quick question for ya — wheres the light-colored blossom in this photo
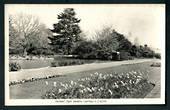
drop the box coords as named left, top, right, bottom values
left=71, top=80, right=74, bottom=85
left=45, top=81, right=48, bottom=85
left=58, top=89, right=62, bottom=93
left=53, top=82, right=56, bottom=87
left=108, top=89, right=113, bottom=95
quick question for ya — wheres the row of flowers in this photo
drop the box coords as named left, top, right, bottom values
left=42, top=70, right=154, bottom=99
left=9, top=74, right=65, bottom=86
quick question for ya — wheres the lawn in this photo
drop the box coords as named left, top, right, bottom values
left=10, top=59, right=53, bottom=69
left=9, top=60, right=160, bottom=99
left=9, top=57, right=107, bottom=69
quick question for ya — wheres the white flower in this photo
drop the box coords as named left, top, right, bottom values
left=103, top=75, right=107, bottom=79
left=79, top=84, right=83, bottom=87
left=91, top=87, right=95, bottom=91
left=71, top=80, right=74, bottom=85
left=85, top=77, right=89, bottom=80
left=109, top=74, right=113, bottom=77
left=58, top=89, right=62, bottom=93
left=115, top=84, right=119, bottom=88
left=133, top=71, right=137, bottom=74
left=87, top=87, right=92, bottom=92
left=119, top=75, right=122, bottom=78
left=121, top=81, right=125, bottom=86
left=45, top=81, right=48, bottom=85
left=108, top=89, right=113, bottom=95
left=79, top=90, right=84, bottom=93
left=94, top=72, right=99, bottom=75
left=112, top=85, right=116, bottom=88
left=65, top=84, right=68, bottom=87
left=99, top=74, right=103, bottom=79
left=100, top=87, right=104, bottom=90
left=53, top=82, right=56, bottom=87
left=135, top=79, right=141, bottom=84
left=83, top=88, right=87, bottom=92
left=137, top=76, right=142, bottom=78
left=129, top=80, right=132, bottom=84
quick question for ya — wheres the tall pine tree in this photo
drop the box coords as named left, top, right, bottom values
left=48, top=8, right=81, bottom=54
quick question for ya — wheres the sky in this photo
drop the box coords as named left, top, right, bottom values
left=5, top=4, right=165, bottom=49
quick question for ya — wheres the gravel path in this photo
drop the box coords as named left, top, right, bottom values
left=9, top=59, right=154, bottom=82
left=145, top=66, right=161, bottom=98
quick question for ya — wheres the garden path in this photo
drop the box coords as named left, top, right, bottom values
left=145, top=66, right=162, bottom=98
left=9, top=59, right=155, bottom=82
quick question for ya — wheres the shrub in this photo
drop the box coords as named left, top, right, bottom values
left=119, top=51, right=130, bottom=60
left=51, top=61, right=58, bottom=67
left=51, top=60, right=87, bottom=67
left=154, top=53, right=161, bottom=59
left=9, top=62, right=21, bottom=71
left=128, top=56, right=134, bottom=60
left=150, top=62, right=161, bottom=67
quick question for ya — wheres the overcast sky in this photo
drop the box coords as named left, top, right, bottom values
left=5, top=4, right=165, bottom=49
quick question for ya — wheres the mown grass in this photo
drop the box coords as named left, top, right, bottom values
left=10, top=56, right=107, bottom=69
left=51, top=55, right=108, bottom=67
left=51, top=59, right=95, bottom=67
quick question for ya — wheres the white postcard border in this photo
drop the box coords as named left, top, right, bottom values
left=4, top=4, right=166, bottom=105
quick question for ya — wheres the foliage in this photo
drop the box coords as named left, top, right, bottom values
left=95, top=28, right=119, bottom=60
left=9, top=62, right=21, bottom=71
left=28, top=48, right=54, bottom=55
left=130, top=45, right=138, bottom=57
left=119, top=51, right=131, bottom=60
left=130, top=45, right=157, bottom=58
left=72, top=40, right=99, bottom=59
left=154, top=53, right=161, bottom=59
left=51, top=59, right=94, bottom=67
left=48, top=8, right=82, bottom=55
left=96, top=28, right=119, bottom=51
left=9, top=11, right=159, bottom=60
left=72, top=27, right=132, bottom=60
left=9, top=17, right=23, bottom=54
left=116, top=34, right=132, bottom=52
left=150, top=62, right=161, bottom=67
left=9, top=13, right=52, bottom=56
left=42, top=71, right=154, bottom=99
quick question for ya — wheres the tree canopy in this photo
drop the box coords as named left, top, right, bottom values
left=9, top=13, right=53, bottom=56
left=48, top=8, right=82, bottom=55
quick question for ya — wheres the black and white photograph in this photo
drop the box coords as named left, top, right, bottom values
left=5, top=4, right=165, bottom=105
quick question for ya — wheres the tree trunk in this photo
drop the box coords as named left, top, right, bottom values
left=67, top=46, right=70, bottom=55
left=23, top=48, right=27, bottom=57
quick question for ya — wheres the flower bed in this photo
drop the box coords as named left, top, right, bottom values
left=9, top=74, right=66, bottom=86
left=42, top=71, right=154, bottom=99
